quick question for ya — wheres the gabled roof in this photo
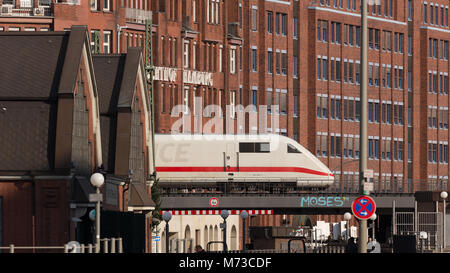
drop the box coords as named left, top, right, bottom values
left=0, top=32, right=68, bottom=99
left=0, top=26, right=92, bottom=100
left=93, top=48, right=147, bottom=174
left=0, top=26, right=94, bottom=172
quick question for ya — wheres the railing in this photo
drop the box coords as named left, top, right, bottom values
left=0, top=0, right=54, bottom=16
left=125, top=8, right=152, bottom=24
left=0, top=238, right=123, bottom=253
left=160, top=178, right=449, bottom=196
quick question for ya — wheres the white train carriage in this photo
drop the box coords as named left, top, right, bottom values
left=154, top=134, right=334, bottom=188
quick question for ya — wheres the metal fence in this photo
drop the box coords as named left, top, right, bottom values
left=396, top=212, right=442, bottom=252
left=0, top=238, right=123, bottom=253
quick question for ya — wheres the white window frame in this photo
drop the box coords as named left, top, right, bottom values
left=183, top=87, right=190, bottom=114
left=103, top=0, right=110, bottom=11
left=230, top=90, right=236, bottom=119
left=183, top=40, right=190, bottom=68
left=230, top=46, right=236, bottom=74
left=103, top=30, right=111, bottom=53
left=90, top=0, right=97, bottom=10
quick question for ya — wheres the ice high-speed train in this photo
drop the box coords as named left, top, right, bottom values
left=154, top=134, right=334, bottom=188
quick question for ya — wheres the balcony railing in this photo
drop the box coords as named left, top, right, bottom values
left=0, top=0, right=53, bottom=17
left=125, top=8, right=152, bottom=24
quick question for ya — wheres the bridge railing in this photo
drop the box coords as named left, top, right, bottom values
left=160, top=179, right=449, bottom=196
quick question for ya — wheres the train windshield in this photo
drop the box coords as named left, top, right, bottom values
left=287, top=144, right=301, bottom=154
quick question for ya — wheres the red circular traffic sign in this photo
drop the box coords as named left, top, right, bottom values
left=209, top=197, right=219, bottom=207
left=351, top=196, right=376, bottom=220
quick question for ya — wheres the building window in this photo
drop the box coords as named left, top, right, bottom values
left=316, top=134, right=328, bottom=157
left=317, top=20, right=328, bottom=42
left=183, top=87, right=189, bottom=114
left=103, top=0, right=110, bottom=11
left=293, top=95, right=298, bottom=117
left=230, top=91, right=236, bottom=119
left=268, top=50, right=273, bottom=74
left=183, top=41, right=189, bottom=68
left=267, top=90, right=272, bottom=114
left=91, top=30, right=101, bottom=54
left=408, top=0, right=412, bottom=21
left=293, top=17, right=298, bottom=39
left=276, top=52, right=280, bottom=75
left=251, top=48, right=257, bottom=72
left=90, top=0, right=97, bottom=10
left=276, top=13, right=280, bottom=34
left=322, top=58, right=327, bottom=80
left=281, top=91, right=287, bottom=115
left=281, top=52, right=287, bottom=76
left=281, top=14, right=287, bottom=35
left=251, top=7, right=257, bottom=31
left=317, top=96, right=328, bottom=119
left=293, top=55, right=298, bottom=78
left=103, top=31, right=111, bottom=53
left=252, top=89, right=258, bottom=109
left=267, top=11, right=273, bottom=33
left=230, top=46, right=236, bottom=74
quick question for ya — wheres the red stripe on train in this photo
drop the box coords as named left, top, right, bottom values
left=155, top=166, right=334, bottom=177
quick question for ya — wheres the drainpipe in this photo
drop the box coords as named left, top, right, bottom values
left=117, top=25, right=128, bottom=54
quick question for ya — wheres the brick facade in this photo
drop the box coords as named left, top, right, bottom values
left=1, top=0, right=450, bottom=242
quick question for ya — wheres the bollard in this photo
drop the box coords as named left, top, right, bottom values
left=9, top=244, right=14, bottom=253
left=118, top=238, right=123, bottom=253
left=111, top=238, right=116, bottom=253
left=88, top=244, right=93, bottom=253
left=81, top=244, right=85, bottom=253
left=103, top=239, right=109, bottom=254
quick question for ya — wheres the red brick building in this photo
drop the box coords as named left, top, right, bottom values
left=1, top=0, right=449, bottom=246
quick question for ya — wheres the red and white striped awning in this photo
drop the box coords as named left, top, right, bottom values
left=160, top=210, right=273, bottom=216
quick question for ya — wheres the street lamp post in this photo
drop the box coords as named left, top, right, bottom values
left=370, top=213, right=377, bottom=241
left=162, top=211, right=172, bottom=253
left=344, top=212, right=352, bottom=241
left=240, top=211, right=249, bottom=253
left=441, top=191, right=448, bottom=250
left=221, top=210, right=229, bottom=252
left=90, top=172, right=105, bottom=253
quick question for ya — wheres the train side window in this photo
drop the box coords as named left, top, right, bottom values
left=239, top=142, right=270, bottom=153
left=256, top=143, right=270, bottom=153
left=239, top=143, right=254, bottom=153
left=287, top=143, right=302, bottom=154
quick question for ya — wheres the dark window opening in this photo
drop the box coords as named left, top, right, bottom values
left=287, top=144, right=302, bottom=154
left=239, top=142, right=270, bottom=153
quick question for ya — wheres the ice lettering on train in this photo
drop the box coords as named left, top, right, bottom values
left=159, top=143, right=191, bottom=162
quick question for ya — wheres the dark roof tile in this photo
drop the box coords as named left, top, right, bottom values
left=0, top=33, right=69, bottom=99
left=0, top=101, right=56, bottom=171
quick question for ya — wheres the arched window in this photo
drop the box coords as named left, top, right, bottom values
left=184, top=225, right=192, bottom=253
left=230, top=225, right=237, bottom=250
left=203, top=225, right=208, bottom=250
